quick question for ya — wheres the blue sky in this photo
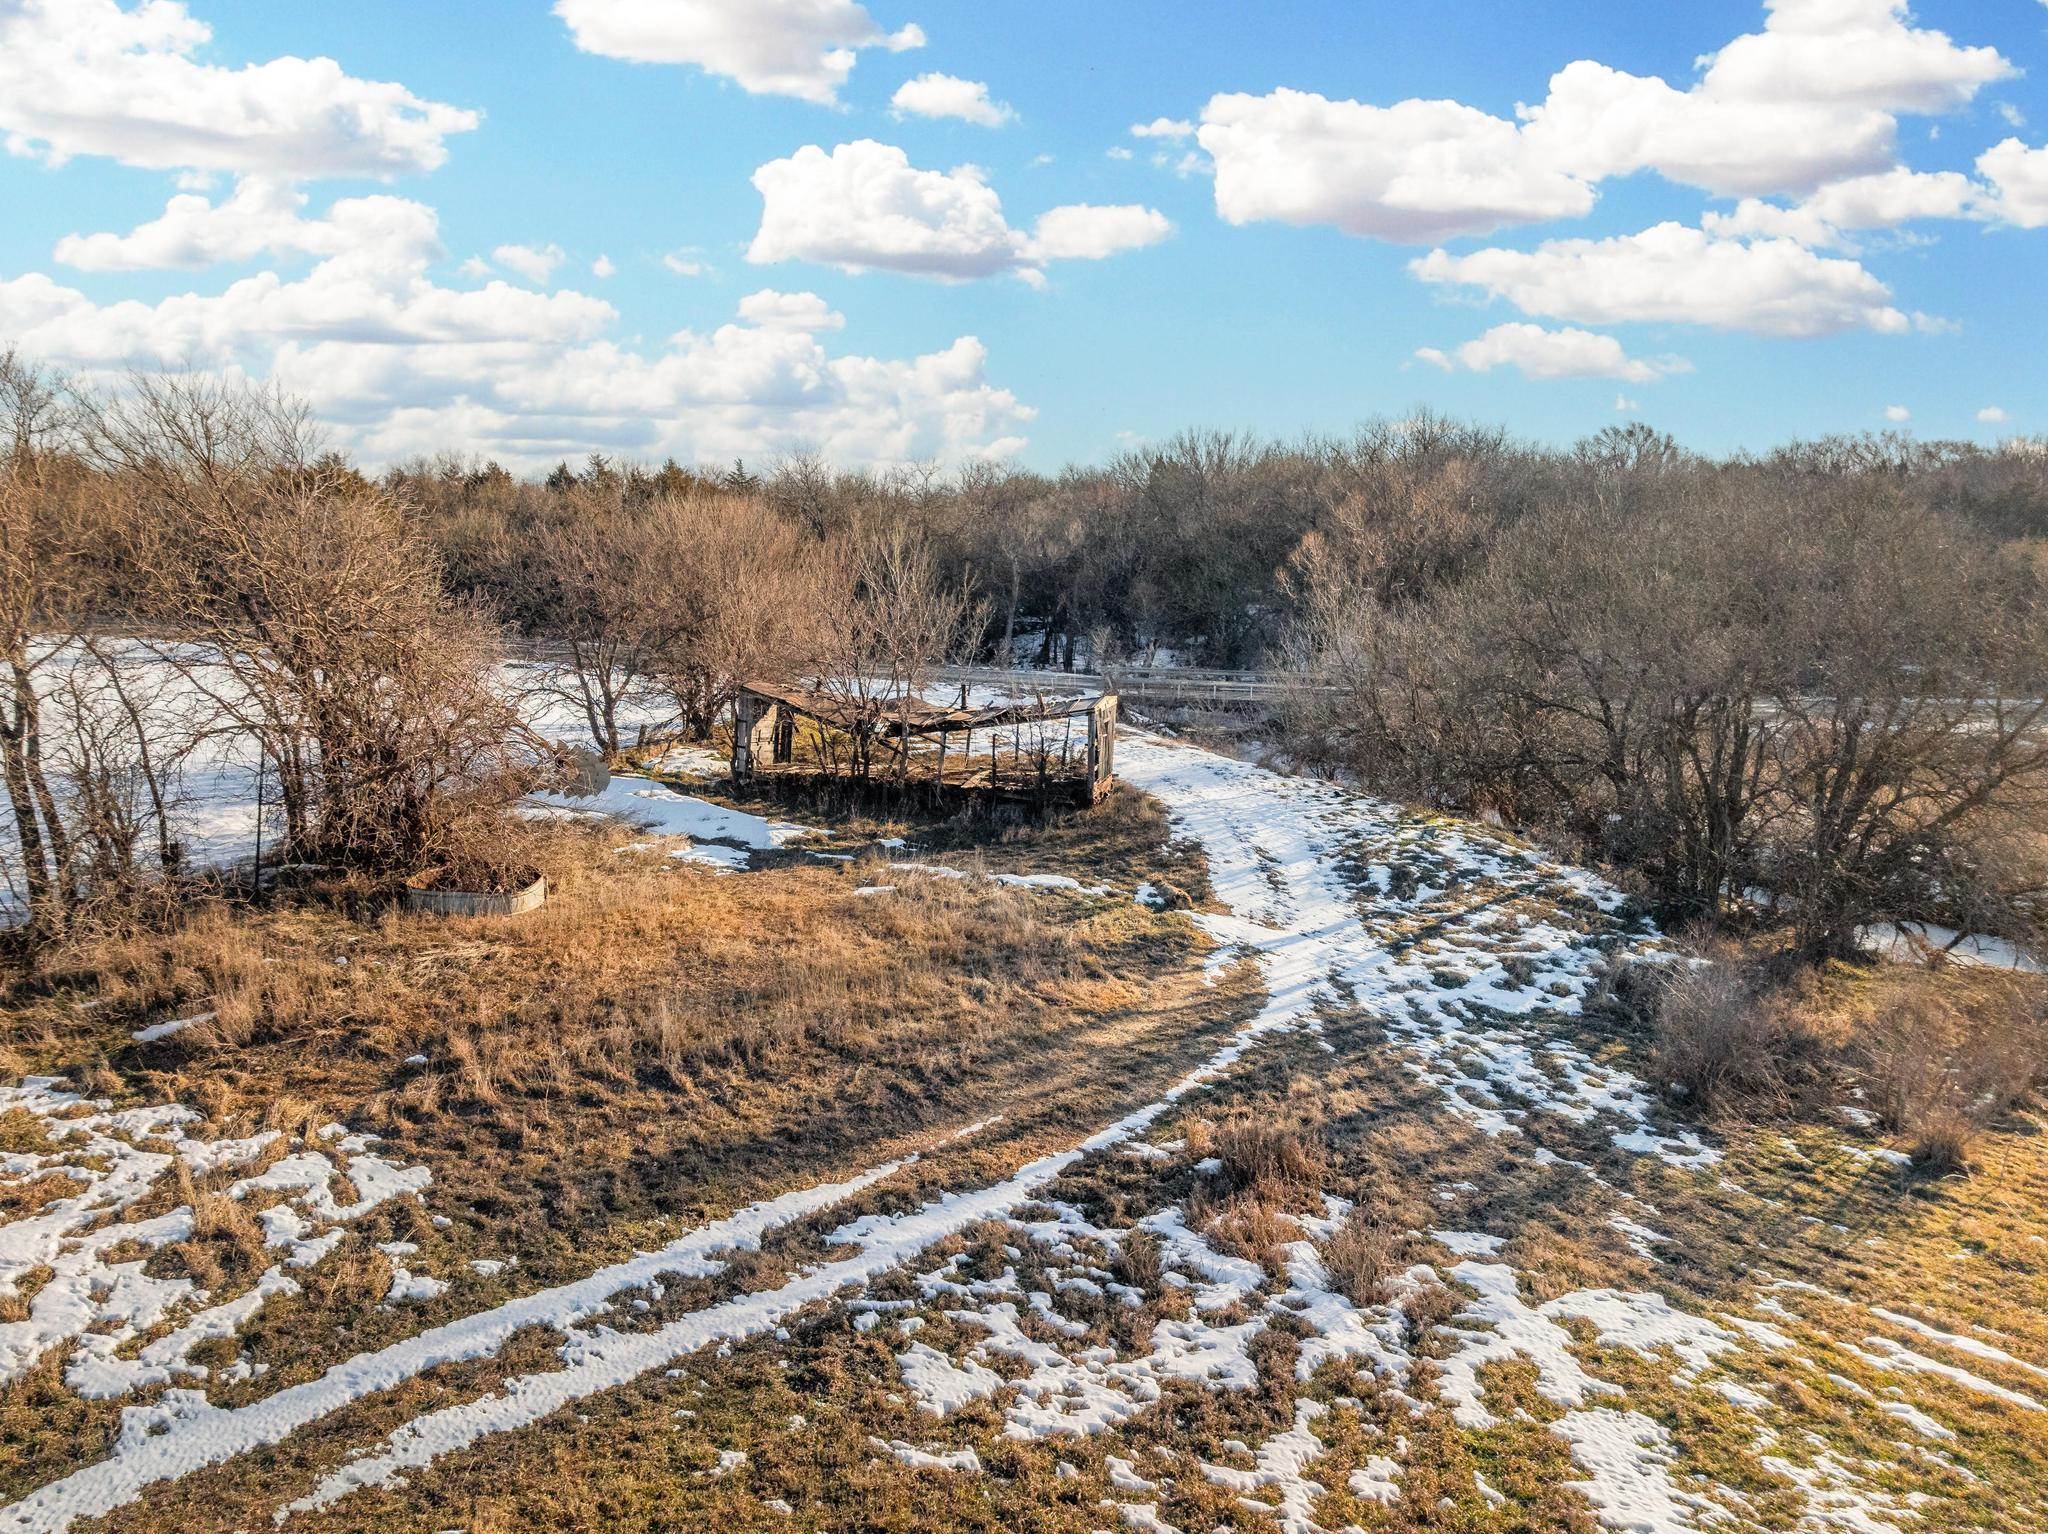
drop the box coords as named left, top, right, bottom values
left=2, top=0, right=2045, bottom=471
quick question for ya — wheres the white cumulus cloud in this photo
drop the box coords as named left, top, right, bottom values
left=891, top=73, right=1013, bottom=127
left=1410, top=221, right=1910, bottom=337
left=1194, top=0, right=2013, bottom=245
left=53, top=177, right=441, bottom=271
left=1200, top=90, right=1594, bottom=242
left=1804, top=165, right=1977, bottom=227
left=1976, top=138, right=2048, bottom=228
left=2, top=228, right=608, bottom=376
left=1415, top=323, right=1689, bottom=383
left=1884, top=403, right=1911, bottom=421
left=1699, top=0, right=2009, bottom=115
left=1702, top=166, right=1979, bottom=249
left=1, top=239, right=1030, bottom=471
left=1977, top=405, right=2008, bottom=423
left=1523, top=0, right=2012, bottom=198
left=0, top=0, right=478, bottom=177
left=747, top=140, right=1169, bottom=281
left=554, top=0, right=923, bottom=104
left=735, top=288, right=844, bottom=330
left=1024, top=204, right=1172, bottom=262
left=493, top=243, right=567, bottom=283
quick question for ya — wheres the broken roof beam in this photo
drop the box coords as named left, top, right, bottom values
left=736, top=680, right=1103, bottom=736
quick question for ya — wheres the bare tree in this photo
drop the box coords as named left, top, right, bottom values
left=1287, top=465, right=2048, bottom=956
left=528, top=487, right=673, bottom=757
left=0, top=349, right=95, bottom=932
left=1762, top=483, right=2048, bottom=955
left=638, top=491, right=825, bottom=741
left=0, top=353, right=211, bottom=937
left=814, top=524, right=982, bottom=787
left=80, top=373, right=545, bottom=877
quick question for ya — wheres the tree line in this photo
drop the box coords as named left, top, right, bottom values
left=396, top=414, right=2048, bottom=676
left=6, top=343, right=2047, bottom=962
left=1279, top=425, right=2048, bottom=960
left=399, top=413, right=2048, bottom=960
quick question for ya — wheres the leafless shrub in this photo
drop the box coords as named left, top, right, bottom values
left=1212, top=1121, right=1326, bottom=1198
left=1855, top=975, right=2045, bottom=1173
left=1649, top=945, right=1825, bottom=1118
left=1319, top=1207, right=1396, bottom=1308
left=78, top=373, right=548, bottom=880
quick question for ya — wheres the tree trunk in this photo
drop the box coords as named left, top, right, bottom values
left=1001, top=556, right=1021, bottom=664
left=0, top=715, right=52, bottom=925
left=12, top=659, right=71, bottom=910
left=89, top=641, right=181, bottom=872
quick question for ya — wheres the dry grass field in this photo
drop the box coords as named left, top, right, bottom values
left=1, top=737, right=2043, bottom=1534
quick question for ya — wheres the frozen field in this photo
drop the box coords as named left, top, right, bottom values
left=4, top=719, right=2042, bottom=1532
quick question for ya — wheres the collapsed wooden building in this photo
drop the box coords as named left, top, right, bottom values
left=733, top=680, right=1119, bottom=806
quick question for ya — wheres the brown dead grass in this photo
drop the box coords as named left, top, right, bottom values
left=1210, top=1121, right=1326, bottom=1199
left=1645, top=936, right=2046, bottom=1172
left=1319, top=1206, right=1398, bottom=1308
left=1189, top=1118, right=1331, bottom=1271
left=1, top=794, right=1238, bottom=1296
left=1648, top=938, right=1834, bottom=1119
left=1852, top=968, right=2045, bottom=1172
left=13, top=801, right=2044, bottom=1532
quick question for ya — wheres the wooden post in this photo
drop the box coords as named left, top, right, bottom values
left=732, top=691, right=756, bottom=780
left=1097, top=695, right=1118, bottom=798
left=1085, top=703, right=1097, bottom=803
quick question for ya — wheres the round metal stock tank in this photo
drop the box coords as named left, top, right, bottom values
left=402, top=875, right=548, bottom=917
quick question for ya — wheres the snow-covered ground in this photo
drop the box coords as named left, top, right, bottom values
left=0, top=650, right=681, bottom=910
left=0, top=1077, right=433, bottom=1434
left=1859, top=920, right=2043, bottom=974
left=2, top=725, right=2041, bottom=1531
left=526, top=773, right=818, bottom=872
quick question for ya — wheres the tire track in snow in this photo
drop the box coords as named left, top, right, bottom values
left=0, top=1161, right=912, bottom=1533
left=282, top=737, right=1358, bottom=1518
left=2, top=732, right=1676, bottom=1531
